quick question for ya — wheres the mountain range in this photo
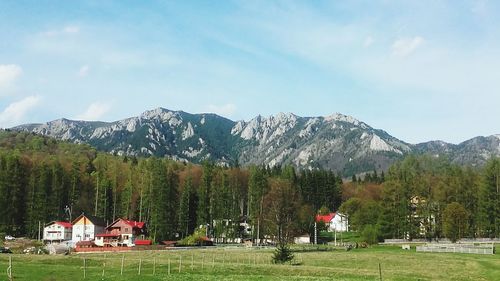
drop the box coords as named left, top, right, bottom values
left=13, top=108, right=500, bottom=175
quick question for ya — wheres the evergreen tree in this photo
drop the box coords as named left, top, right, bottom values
left=479, top=158, right=500, bottom=237
left=443, top=202, right=469, bottom=242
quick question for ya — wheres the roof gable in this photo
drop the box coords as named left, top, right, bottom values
left=72, top=213, right=106, bottom=226
left=315, top=213, right=336, bottom=223
left=108, top=218, right=145, bottom=229
left=45, top=221, right=72, bottom=228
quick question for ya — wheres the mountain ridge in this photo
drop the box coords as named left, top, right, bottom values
left=13, top=107, right=500, bottom=175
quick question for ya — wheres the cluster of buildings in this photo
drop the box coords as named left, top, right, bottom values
left=43, top=212, right=349, bottom=248
left=43, top=213, right=150, bottom=248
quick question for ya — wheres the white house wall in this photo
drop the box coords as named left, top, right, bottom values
left=329, top=213, right=349, bottom=232
left=43, top=224, right=72, bottom=242
left=72, top=224, right=105, bottom=242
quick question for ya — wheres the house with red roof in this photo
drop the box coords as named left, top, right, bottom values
left=315, top=212, right=348, bottom=232
left=43, top=221, right=73, bottom=243
left=95, top=218, right=148, bottom=247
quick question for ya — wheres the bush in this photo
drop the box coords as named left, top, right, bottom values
left=273, top=243, right=294, bottom=264
left=178, top=227, right=207, bottom=246
left=361, top=224, right=381, bottom=245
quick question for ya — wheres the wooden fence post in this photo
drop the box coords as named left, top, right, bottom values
left=102, top=258, right=106, bottom=278
left=120, top=254, right=124, bottom=276
left=379, top=263, right=382, bottom=281
left=7, top=256, right=12, bottom=281
left=83, top=258, right=86, bottom=279
left=153, top=257, right=156, bottom=275
left=168, top=259, right=171, bottom=275
left=138, top=259, right=142, bottom=275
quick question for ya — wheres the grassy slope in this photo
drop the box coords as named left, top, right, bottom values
left=0, top=245, right=498, bottom=281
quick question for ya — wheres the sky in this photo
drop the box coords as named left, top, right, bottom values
left=0, top=0, right=499, bottom=144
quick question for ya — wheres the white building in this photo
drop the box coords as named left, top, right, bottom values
left=71, top=214, right=106, bottom=242
left=294, top=234, right=311, bottom=244
left=316, top=212, right=349, bottom=232
left=43, top=221, right=72, bottom=243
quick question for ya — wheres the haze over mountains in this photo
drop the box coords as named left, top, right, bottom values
left=13, top=108, right=500, bottom=175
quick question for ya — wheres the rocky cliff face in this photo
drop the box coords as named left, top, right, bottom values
left=13, top=108, right=500, bottom=175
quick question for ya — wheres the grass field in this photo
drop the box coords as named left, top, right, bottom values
left=0, top=245, right=498, bottom=281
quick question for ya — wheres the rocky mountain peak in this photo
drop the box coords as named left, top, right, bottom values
left=12, top=108, right=500, bottom=175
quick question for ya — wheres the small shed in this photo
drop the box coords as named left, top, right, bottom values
left=294, top=234, right=311, bottom=244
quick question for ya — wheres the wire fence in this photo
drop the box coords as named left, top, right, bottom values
left=416, top=243, right=495, bottom=255
left=2, top=249, right=285, bottom=280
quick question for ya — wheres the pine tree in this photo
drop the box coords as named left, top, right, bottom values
left=479, top=158, right=500, bottom=237
left=179, top=175, right=193, bottom=238
left=197, top=161, right=214, bottom=229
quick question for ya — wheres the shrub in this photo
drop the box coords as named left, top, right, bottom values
left=178, top=227, right=207, bottom=246
left=273, top=243, right=294, bottom=264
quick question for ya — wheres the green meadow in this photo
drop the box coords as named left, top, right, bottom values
left=0, top=245, right=498, bottom=281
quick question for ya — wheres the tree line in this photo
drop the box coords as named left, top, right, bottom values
left=0, top=131, right=342, bottom=243
left=341, top=155, right=499, bottom=242
left=0, top=131, right=498, bottom=243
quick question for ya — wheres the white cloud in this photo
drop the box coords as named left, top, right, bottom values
left=391, top=36, right=425, bottom=57
left=0, top=64, right=22, bottom=91
left=75, top=102, right=111, bottom=121
left=0, top=95, right=40, bottom=128
left=206, top=103, right=237, bottom=117
left=78, top=65, right=90, bottom=77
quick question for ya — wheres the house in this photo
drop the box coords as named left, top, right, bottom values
left=43, top=221, right=72, bottom=243
left=94, top=218, right=147, bottom=247
left=71, top=213, right=106, bottom=242
left=316, top=212, right=348, bottom=232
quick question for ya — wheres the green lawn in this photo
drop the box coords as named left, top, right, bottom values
left=0, top=245, right=498, bottom=281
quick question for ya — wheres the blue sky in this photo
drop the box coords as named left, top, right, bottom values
left=0, top=0, right=498, bottom=144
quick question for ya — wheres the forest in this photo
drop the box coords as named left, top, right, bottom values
left=0, top=131, right=498, bottom=243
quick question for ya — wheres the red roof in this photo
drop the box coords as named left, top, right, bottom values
left=51, top=221, right=72, bottom=228
left=123, top=219, right=145, bottom=229
left=316, top=213, right=336, bottom=223
left=134, top=240, right=152, bottom=245
left=95, top=233, right=120, bottom=237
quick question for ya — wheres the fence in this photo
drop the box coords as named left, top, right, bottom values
left=384, top=238, right=500, bottom=244
left=416, top=243, right=495, bottom=255
left=3, top=249, right=284, bottom=280
left=77, top=251, right=280, bottom=279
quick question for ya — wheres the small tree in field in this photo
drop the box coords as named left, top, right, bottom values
left=443, top=202, right=469, bottom=243
left=273, top=243, right=294, bottom=264
left=263, top=178, right=300, bottom=264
